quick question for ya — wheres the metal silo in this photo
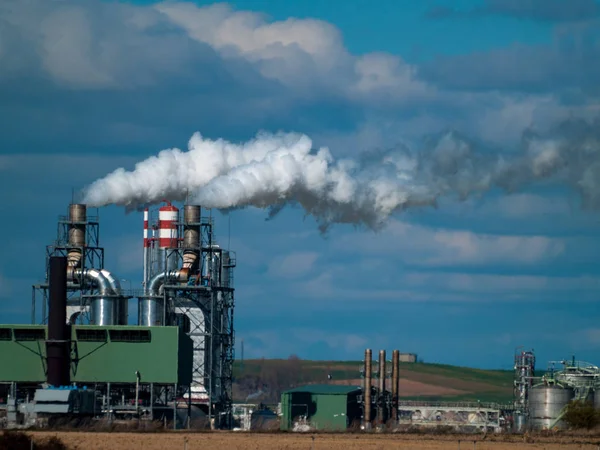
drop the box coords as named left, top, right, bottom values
left=529, top=385, right=574, bottom=430
left=595, top=389, right=600, bottom=410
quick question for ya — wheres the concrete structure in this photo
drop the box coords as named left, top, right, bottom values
left=399, top=353, right=417, bottom=363
left=280, top=385, right=363, bottom=431
left=397, top=401, right=505, bottom=432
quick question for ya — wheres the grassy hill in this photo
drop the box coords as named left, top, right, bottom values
left=232, top=358, right=514, bottom=405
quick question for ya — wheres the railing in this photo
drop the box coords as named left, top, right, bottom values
left=398, top=400, right=513, bottom=410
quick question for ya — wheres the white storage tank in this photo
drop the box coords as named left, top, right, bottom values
left=529, top=385, right=574, bottom=430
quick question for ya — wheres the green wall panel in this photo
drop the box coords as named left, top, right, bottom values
left=0, top=325, right=192, bottom=385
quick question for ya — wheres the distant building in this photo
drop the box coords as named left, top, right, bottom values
left=399, top=353, right=417, bottom=363
left=280, top=384, right=363, bottom=431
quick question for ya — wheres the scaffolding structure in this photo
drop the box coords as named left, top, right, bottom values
left=31, top=206, right=112, bottom=326
left=142, top=206, right=236, bottom=428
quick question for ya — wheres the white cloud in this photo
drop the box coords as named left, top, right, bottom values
left=267, top=251, right=319, bottom=279
left=333, top=220, right=565, bottom=266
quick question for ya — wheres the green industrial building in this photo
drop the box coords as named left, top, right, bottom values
left=0, top=324, right=193, bottom=385
left=280, top=384, right=363, bottom=431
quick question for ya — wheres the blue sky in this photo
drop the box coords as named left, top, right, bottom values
left=1, top=0, right=600, bottom=370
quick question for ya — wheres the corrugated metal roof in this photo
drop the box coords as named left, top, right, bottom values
left=283, top=384, right=361, bottom=395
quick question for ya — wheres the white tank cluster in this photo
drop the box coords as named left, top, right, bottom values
left=515, top=353, right=600, bottom=431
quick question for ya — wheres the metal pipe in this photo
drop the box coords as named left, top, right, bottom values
left=67, top=204, right=87, bottom=268
left=378, top=349, right=386, bottom=426
left=143, top=209, right=149, bottom=287
left=135, top=371, right=140, bottom=417
left=364, top=349, right=372, bottom=430
left=138, top=270, right=189, bottom=326
left=147, top=270, right=187, bottom=295
left=73, top=268, right=118, bottom=325
left=391, top=349, right=399, bottom=421
left=46, top=256, right=70, bottom=387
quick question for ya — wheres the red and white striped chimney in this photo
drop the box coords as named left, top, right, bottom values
left=158, top=202, right=179, bottom=249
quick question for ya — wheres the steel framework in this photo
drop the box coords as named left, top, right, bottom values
left=28, top=203, right=236, bottom=429
left=31, top=207, right=107, bottom=325
left=148, top=211, right=236, bottom=429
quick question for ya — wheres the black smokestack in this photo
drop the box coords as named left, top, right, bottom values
left=46, top=256, right=71, bottom=387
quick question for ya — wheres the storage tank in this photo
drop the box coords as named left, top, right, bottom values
left=529, top=385, right=574, bottom=430
left=513, top=412, right=527, bottom=432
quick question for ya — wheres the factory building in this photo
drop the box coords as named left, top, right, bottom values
left=280, top=385, right=364, bottom=431
left=0, top=202, right=236, bottom=429
left=399, top=353, right=417, bottom=363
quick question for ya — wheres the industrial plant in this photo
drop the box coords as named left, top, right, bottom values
left=512, top=350, right=600, bottom=431
left=0, top=202, right=236, bottom=429
left=0, top=203, right=599, bottom=434
left=279, top=349, right=600, bottom=433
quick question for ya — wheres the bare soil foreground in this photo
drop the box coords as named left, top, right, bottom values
left=27, top=431, right=600, bottom=450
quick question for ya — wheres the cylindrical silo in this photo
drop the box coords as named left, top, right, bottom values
left=529, top=385, right=574, bottom=430
left=138, top=297, right=163, bottom=326
left=513, top=412, right=527, bottom=432
left=158, top=202, right=180, bottom=273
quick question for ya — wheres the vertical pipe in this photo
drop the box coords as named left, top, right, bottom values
left=143, top=209, right=149, bottom=287
left=378, top=349, right=386, bottom=426
left=150, top=383, right=154, bottom=421
left=364, top=349, right=372, bottom=430
left=391, top=349, right=399, bottom=421
left=173, top=383, right=177, bottom=430
left=46, top=256, right=70, bottom=387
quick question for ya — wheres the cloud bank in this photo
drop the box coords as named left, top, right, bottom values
left=82, top=116, right=600, bottom=229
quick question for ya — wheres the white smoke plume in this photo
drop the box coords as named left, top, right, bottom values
left=82, top=117, right=600, bottom=230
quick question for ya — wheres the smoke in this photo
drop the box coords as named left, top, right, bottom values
left=82, top=117, right=600, bottom=230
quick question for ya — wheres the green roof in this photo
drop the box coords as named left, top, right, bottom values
left=283, top=384, right=362, bottom=395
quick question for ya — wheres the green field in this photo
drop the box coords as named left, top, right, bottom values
left=232, top=358, right=514, bottom=404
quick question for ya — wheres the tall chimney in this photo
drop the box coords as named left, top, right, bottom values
left=182, top=205, right=201, bottom=273
left=378, top=349, right=387, bottom=425
left=391, top=349, right=400, bottom=421
left=46, top=256, right=71, bottom=387
left=363, top=349, right=372, bottom=430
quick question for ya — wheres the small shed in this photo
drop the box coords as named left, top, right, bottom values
left=280, top=384, right=363, bottom=431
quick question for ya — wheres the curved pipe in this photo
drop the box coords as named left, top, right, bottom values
left=73, top=268, right=112, bottom=295
left=100, top=269, right=122, bottom=294
left=148, top=270, right=188, bottom=295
